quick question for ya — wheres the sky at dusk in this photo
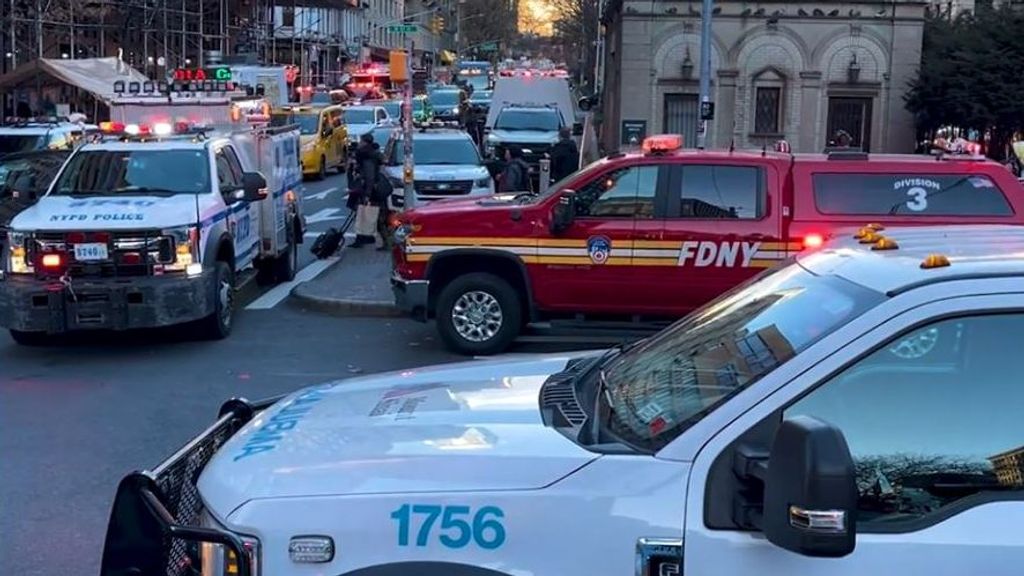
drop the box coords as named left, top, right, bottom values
left=520, top=0, right=555, bottom=36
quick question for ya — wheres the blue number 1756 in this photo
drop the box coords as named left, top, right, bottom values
left=390, top=504, right=505, bottom=549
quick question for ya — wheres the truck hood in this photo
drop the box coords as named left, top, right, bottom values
left=9, top=194, right=206, bottom=231
left=346, top=123, right=376, bottom=140
left=384, top=164, right=489, bottom=182
left=488, top=130, right=559, bottom=145
left=199, top=351, right=605, bottom=515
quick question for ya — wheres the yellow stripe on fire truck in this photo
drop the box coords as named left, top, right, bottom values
left=405, top=238, right=805, bottom=268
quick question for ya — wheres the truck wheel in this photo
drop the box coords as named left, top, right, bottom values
left=9, top=329, right=48, bottom=346
left=317, top=156, right=327, bottom=180
left=275, top=235, right=298, bottom=282
left=436, top=273, right=522, bottom=355
left=197, top=261, right=234, bottom=340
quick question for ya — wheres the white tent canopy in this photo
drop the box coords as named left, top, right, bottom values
left=0, top=57, right=148, bottom=104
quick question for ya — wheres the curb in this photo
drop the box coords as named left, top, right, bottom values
left=288, top=253, right=402, bottom=318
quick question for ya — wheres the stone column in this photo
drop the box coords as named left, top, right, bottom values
left=715, top=69, right=739, bottom=149
left=798, top=71, right=823, bottom=153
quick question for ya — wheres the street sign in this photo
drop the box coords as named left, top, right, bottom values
left=387, top=24, right=418, bottom=33
left=700, top=101, right=715, bottom=121
left=479, top=42, right=498, bottom=52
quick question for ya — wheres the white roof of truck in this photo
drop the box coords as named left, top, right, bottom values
left=798, top=224, right=1024, bottom=295
left=485, top=76, right=574, bottom=129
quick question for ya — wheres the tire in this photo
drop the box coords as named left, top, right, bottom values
left=317, top=156, right=327, bottom=180
left=436, top=273, right=522, bottom=355
left=197, top=261, right=235, bottom=340
left=275, top=233, right=298, bottom=282
left=9, top=329, right=48, bottom=346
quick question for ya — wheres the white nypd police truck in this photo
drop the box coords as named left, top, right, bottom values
left=0, top=83, right=304, bottom=344
left=100, top=225, right=1023, bottom=576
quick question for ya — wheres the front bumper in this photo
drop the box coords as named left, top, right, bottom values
left=0, top=270, right=217, bottom=333
left=391, top=272, right=429, bottom=320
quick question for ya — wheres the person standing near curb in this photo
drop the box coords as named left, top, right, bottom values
left=498, top=145, right=531, bottom=193
left=350, top=133, right=385, bottom=248
left=549, top=126, right=579, bottom=183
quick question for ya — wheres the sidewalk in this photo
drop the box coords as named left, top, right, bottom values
left=290, top=244, right=401, bottom=317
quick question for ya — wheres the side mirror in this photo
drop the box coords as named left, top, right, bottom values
left=572, top=122, right=584, bottom=137
left=236, top=172, right=268, bottom=203
left=550, top=190, right=576, bottom=234
left=763, top=416, right=858, bottom=558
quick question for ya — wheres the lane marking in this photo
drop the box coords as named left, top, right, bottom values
left=245, top=257, right=340, bottom=310
left=305, top=187, right=338, bottom=201
left=306, top=207, right=347, bottom=224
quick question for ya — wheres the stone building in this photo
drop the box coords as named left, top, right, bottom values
left=599, top=0, right=927, bottom=153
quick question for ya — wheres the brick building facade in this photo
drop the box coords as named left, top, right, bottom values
left=599, top=0, right=927, bottom=154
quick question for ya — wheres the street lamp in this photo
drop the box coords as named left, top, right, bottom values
left=847, top=53, right=860, bottom=83
left=680, top=46, right=693, bottom=78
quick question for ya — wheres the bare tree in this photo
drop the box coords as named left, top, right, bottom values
left=550, top=0, right=598, bottom=86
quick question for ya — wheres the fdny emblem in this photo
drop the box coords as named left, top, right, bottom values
left=587, top=235, right=612, bottom=264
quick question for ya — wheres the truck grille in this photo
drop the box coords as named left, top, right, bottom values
left=414, top=180, right=474, bottom=196
left=33, top=230, right=174, bottom=278
left=495, top=143, right=551, bottom=167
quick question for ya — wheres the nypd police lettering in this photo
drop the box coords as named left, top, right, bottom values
left=677, top=241, right=761, bottom=267
left=232, top=387, right=329, bottom=461
left=67, top=199, right=157, bottom=207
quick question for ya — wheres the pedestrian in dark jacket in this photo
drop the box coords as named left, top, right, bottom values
left=499, top=145, right=531, bottom=193
left=549, top=126, right=579, bottom=183
left=350, top=133, right=387, bottom=248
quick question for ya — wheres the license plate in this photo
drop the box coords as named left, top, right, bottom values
left=74, top=243, right=109, bottom=261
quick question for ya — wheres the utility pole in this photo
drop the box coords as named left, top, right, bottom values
left=403, top=36, right=416, bottom=209
left=696, top=0, right=713, bottom=149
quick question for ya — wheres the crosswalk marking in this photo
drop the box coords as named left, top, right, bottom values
left=245, top=257, right=340, bottom=310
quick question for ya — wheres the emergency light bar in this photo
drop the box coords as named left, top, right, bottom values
left=642, top=134, right=684, bottom=154
left=98, top=120, right=211, bottom=138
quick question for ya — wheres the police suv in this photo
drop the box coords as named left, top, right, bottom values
left=0, top=87, right=305, bottom=344
left=100, top=224, right=1023, bottom=576
left=383, top=128, right=495, bottom=210
left=0, top=116, right=99, bottom=155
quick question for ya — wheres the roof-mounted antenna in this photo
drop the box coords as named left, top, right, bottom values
left=761, top=138, right=768, bottom=157
left=729, top=139, right=735, bottom=153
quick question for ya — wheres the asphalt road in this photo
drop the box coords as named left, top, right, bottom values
left=0, top=171, right=443, bottom=576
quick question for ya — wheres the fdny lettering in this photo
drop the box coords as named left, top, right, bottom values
left=676, top=241, right=761, bottom=267
left=232, top=387, right=329, bottom=461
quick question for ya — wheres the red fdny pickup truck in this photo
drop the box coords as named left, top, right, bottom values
left=391, top=134, right=1024, bottom=354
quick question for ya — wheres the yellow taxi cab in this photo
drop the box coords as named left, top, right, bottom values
left=271, top=104, right=348, bottom=179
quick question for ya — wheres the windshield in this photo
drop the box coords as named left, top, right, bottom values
left=345, top=109, right=376, bottom=124
left=380, top=101, right=401, bottom=117
left=600, top=262, right=883, bottom=452
left=495, top=110, right=560, bottom=131
left=429, top=91, right=461, bottom=107
left=52, top=149, right=210, bottom=196
left=0, top=134, right=45, bottom=154
left=272, top=113, right=319, bottom=135
left=465, top=75, right=490, bottom=91
left=393, top=137, right=480, bottom=165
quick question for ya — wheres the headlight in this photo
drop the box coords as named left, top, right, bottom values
left=451, top=107, right=460, bottom=114
left=6, top=230, right=32, bottom=274
left=198, top=510, right=261, bottom=576
left=163, top=225, right=202, bottom=276
left=474, top=177, right=491, bottom=188
left=301, top=140, right=316, bottom=152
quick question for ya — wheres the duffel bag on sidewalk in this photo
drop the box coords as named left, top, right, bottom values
left=310, top=227, right=343, bottom=259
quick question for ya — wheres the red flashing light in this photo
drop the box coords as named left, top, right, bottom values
left=100, top=121, right=125, bottom=133
left=642, top=134, right=684, bottom=154
left=121, top=252, right=142, bottom=265
left=66, top=232, right=86, bottom=244
left=803, top=233, right=825, bottom=249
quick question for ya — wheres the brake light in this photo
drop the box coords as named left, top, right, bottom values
left=66, top=232, right=86, bottom=244
left=803, top=233, right=824, bottom=249
left=41, top=253, right=63, bottom=269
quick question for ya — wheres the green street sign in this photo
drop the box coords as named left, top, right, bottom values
left=479, top=42, right=498, bottom=52
left=387, top=24, right=418, bottom=33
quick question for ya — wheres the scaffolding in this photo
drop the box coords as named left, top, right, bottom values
left=0, top=0, right=279, bottom=77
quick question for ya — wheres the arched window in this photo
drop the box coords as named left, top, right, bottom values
left=752, top=68, right=785, bottom=135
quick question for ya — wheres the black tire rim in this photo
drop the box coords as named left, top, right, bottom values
left=218, top=268, right=233, bottom=329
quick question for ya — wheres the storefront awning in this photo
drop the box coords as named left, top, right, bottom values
left=0, top=57, right=149, bottom=104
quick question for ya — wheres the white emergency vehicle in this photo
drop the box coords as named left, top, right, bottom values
left=382, top=128, right=494, bottom=210
left=0, top=115, right=99, bottom=155
left=0, top=84, right=305, bottom=344
left=99, top=224, right=1024, bottom=576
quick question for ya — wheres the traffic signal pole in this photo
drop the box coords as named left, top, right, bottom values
left=403, top=37, right=416, bottom=210
left=696, top=0, right=714, bottom=149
